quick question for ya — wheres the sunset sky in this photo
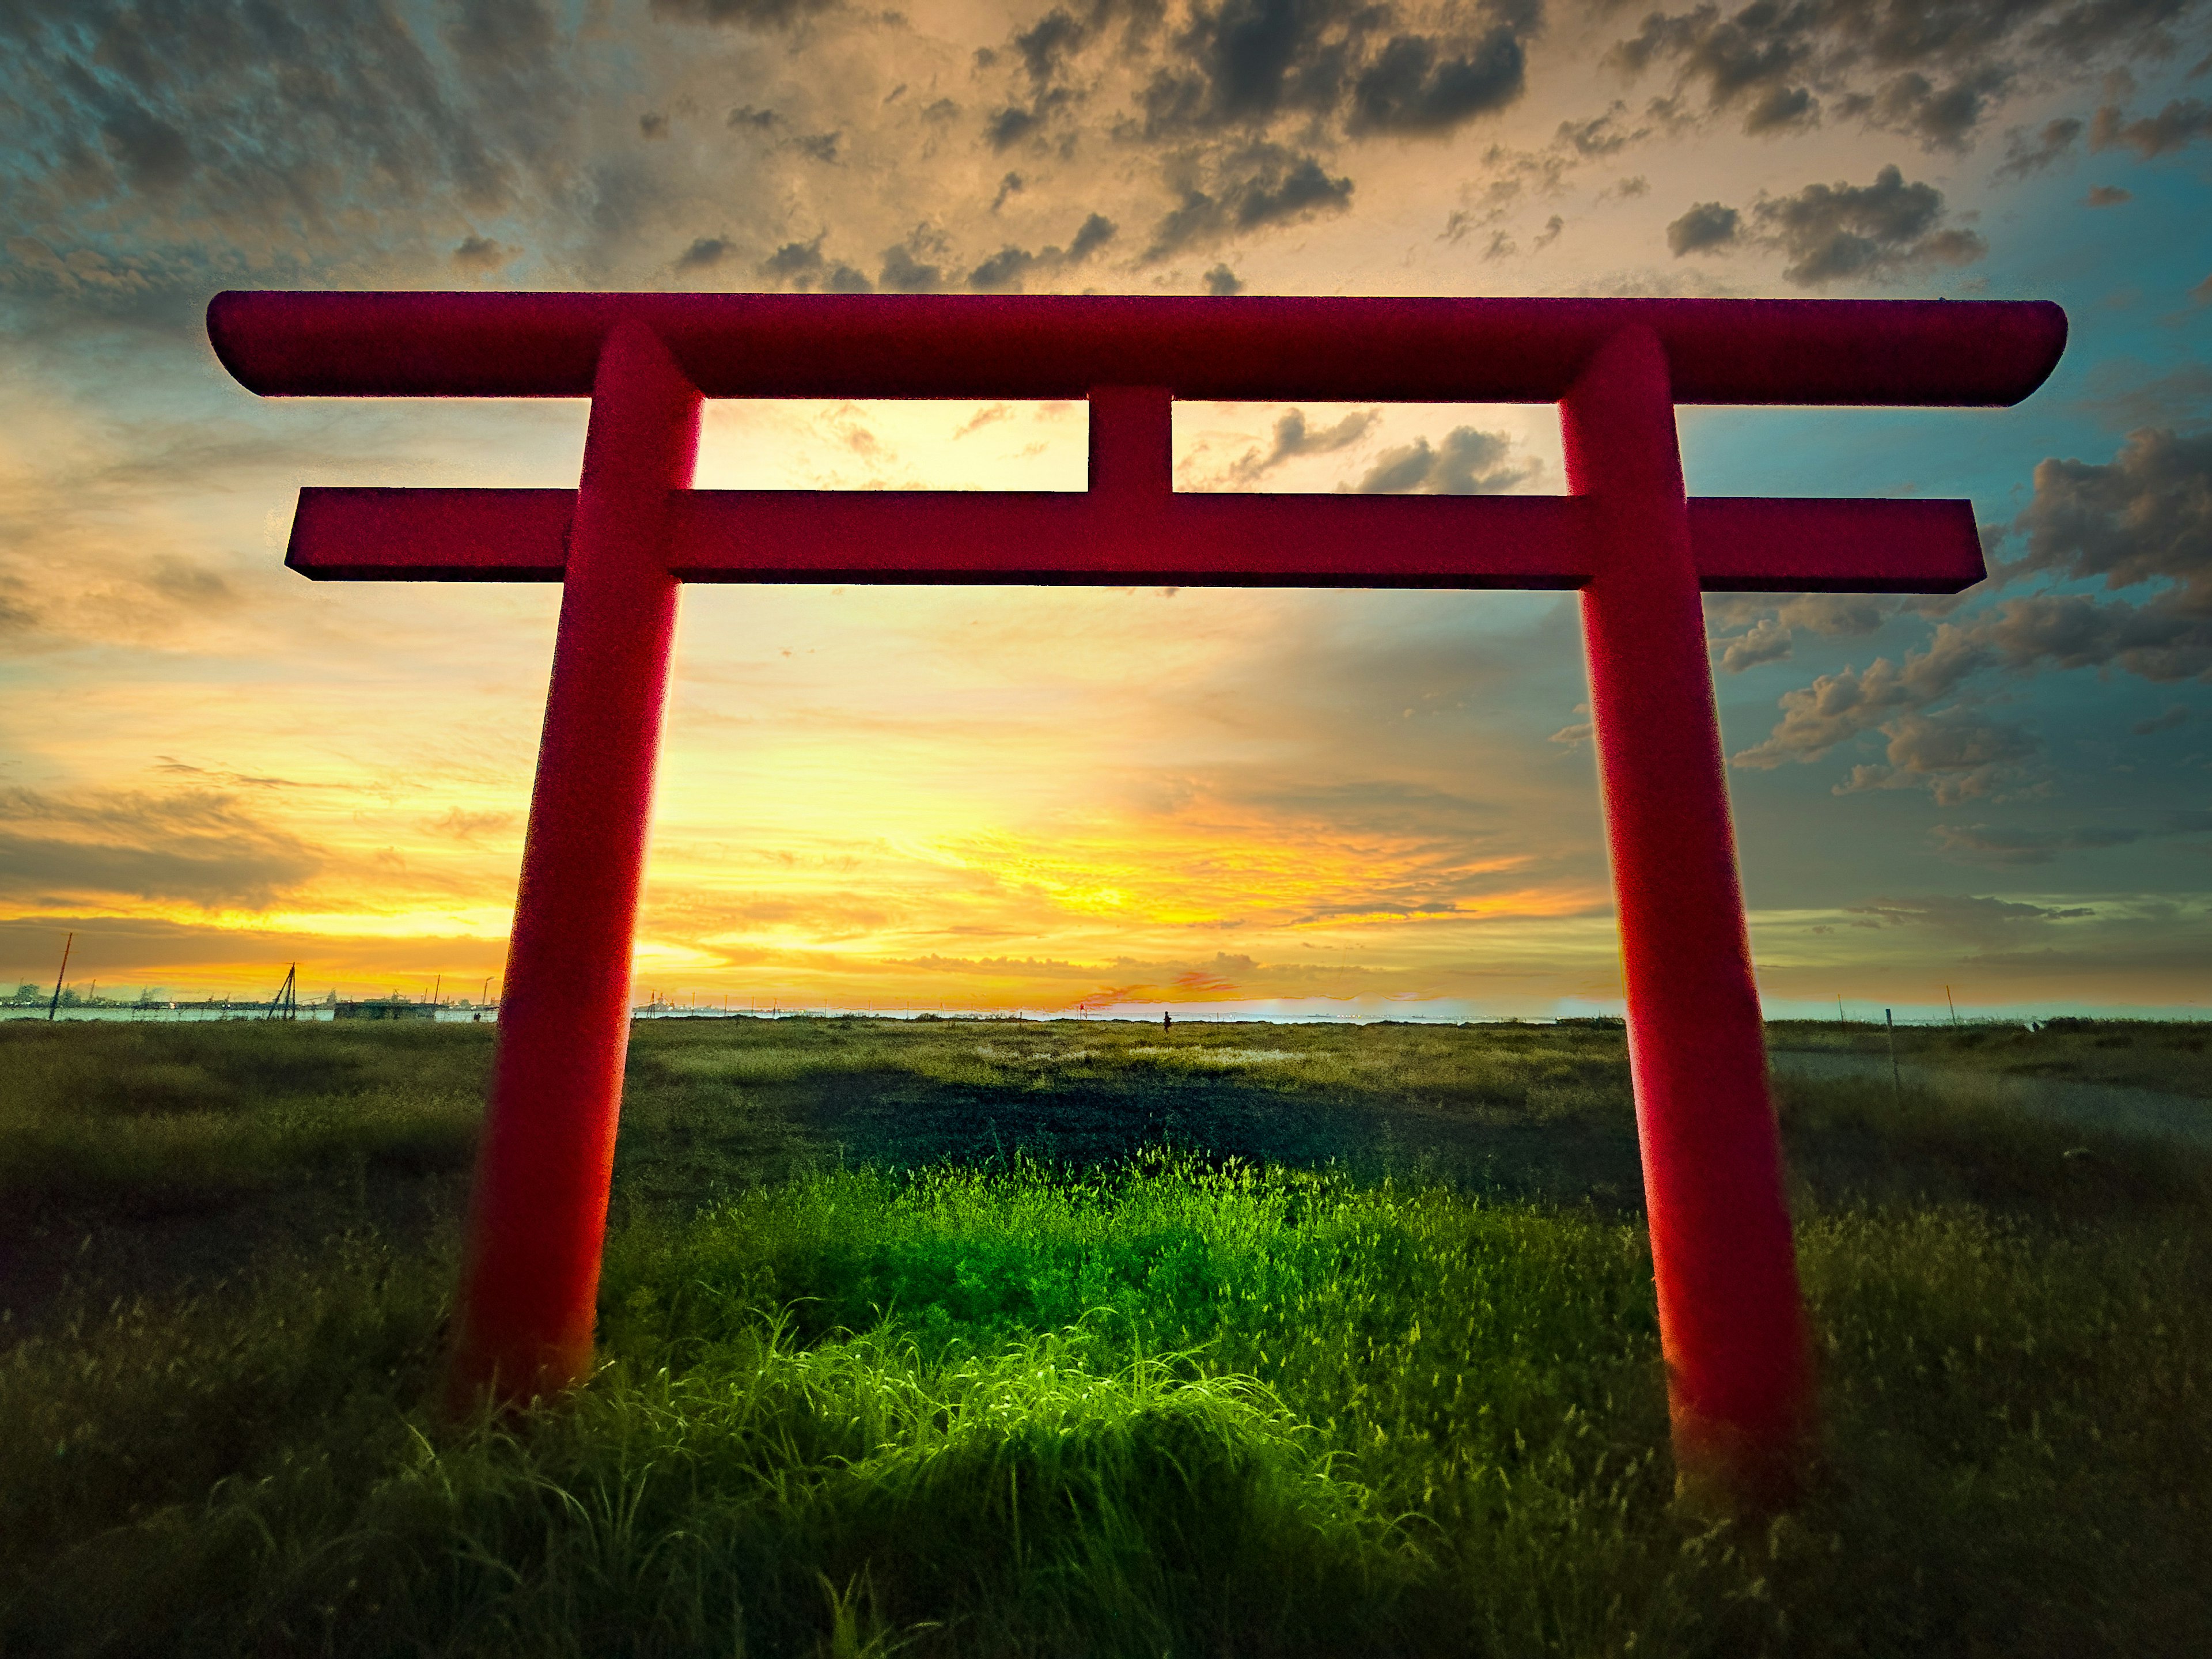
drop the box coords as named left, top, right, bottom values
left=2, top=0, right=2209, bottom=1020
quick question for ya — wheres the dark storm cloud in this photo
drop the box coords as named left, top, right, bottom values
left=1669, top=165, right=1984, bottom=286
left=1205, top=262, right=1245, bottom=293
left=0, top=787, right=323, bottom=910
left=1607, top=0, right=2191, bottom=146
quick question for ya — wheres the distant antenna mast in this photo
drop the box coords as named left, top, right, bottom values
left=47, top=931, right=73, bottom=1021
left=268, top=964, right=298, bottom=1021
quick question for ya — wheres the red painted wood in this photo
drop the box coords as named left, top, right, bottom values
left=287, top=487, right=577, bottom=581
left=285, top=486, right=1984, bottom=593
left=210, top=290, right=2065, bottom=407
left=445, top=321, right=700, bottom=1408
left=1566, top=325, right=1811, bottom=1504
left=1684, top=496, right=1983, bottom=593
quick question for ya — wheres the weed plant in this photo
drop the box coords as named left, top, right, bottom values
left=3, top=1019, right=2208, bottom=1655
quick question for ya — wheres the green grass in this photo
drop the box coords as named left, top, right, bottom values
left=3, top=1018, right=2209, bottom=1655
left=1767, top=1017, right=2212, bottom=1101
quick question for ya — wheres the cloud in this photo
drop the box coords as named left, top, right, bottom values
left=1844, top=893, right=2100, bottom=947
left=1133, top=0, right=1536, bottom=139
left=1223, top=407, right=1378, bottom=484
left=1832, top=707, right=2040, bottom=803
left=1344, top=27, right=1528, bottom=134
left=878, top=233, right=945, bottom=292
left=649, top=0, right=837, bottom=27
left=759, top=234, right=873, bottom=291
left=1931, top=823, right=2144, bottom=864
left=1353, top=426, right=1535, bottom=495
left=1666, top=199, right=1739, bottom=253
left=425, top=808, right=518, bottom=846
left=964, top=212, right=1119, bottom=290
left=1708, top=592, right=1899, bottom=640
left=451, top=233, right=510, bottom=269
left=1557, top=103, right=1643, bottom=155
left=2092, top=97, right=2212, bottom=157
left=1716, top=614, right=1792, bottom=672
left=1608, top=0, right=2186, bottom=147
left=676, top=235, right=733, bottom=269
left=2084, top=183, right=2133, bottom=205
left=1145, top=148, right=1354, bottom=256
left=1664, top=165, right=1984, bottom=284
left=1733, top=423, right=2212, bottom=794
left=1996, top=115, right=2084, bottom=177
left=2010, top=425, right=2212, bottom=632
left=2081, top=365, right=2212, bottom=429
left=1755, top=164, right=1986, bottom=285
left=143, top=555, right=234, bottom=607
left=1205, top=262, right=1245, bottom=294
left=968, top=245, right=1040, bottom=289
left=0, top=787, right=323, bottom=910
left=1729, top=622, right=2013, bottom=788
left=2132, top=704, right=2191, bottom=734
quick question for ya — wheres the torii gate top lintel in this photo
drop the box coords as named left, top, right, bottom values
left=208, top=290, right=2065, bottom=406
left=210, top=292, right=2066, bottom=597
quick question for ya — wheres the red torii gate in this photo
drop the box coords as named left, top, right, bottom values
left=209, top=290, right=2065, bottom=1500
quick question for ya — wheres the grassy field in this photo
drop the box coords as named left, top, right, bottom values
left=2, top=1015, right=2207, bottom=1656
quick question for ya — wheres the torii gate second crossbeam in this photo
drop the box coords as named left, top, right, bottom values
left=209, top=290, right=2066, bottom=1505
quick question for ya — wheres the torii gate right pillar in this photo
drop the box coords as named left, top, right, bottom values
left=1568, top=325, right=1809, bottom=1502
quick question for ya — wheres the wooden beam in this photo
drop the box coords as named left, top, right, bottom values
left=286, top=487, right=1984, bottom=593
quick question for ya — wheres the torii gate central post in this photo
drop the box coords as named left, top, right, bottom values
left=210, top=290, right=2064, bottom=1505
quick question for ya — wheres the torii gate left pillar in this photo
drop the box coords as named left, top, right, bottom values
left=453, top=321, right=700, bottom=1400
left=210, top=289, right=2065, bottom=1506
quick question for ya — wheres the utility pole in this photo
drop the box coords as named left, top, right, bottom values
left=46, top=932, right=72, bottom=1021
